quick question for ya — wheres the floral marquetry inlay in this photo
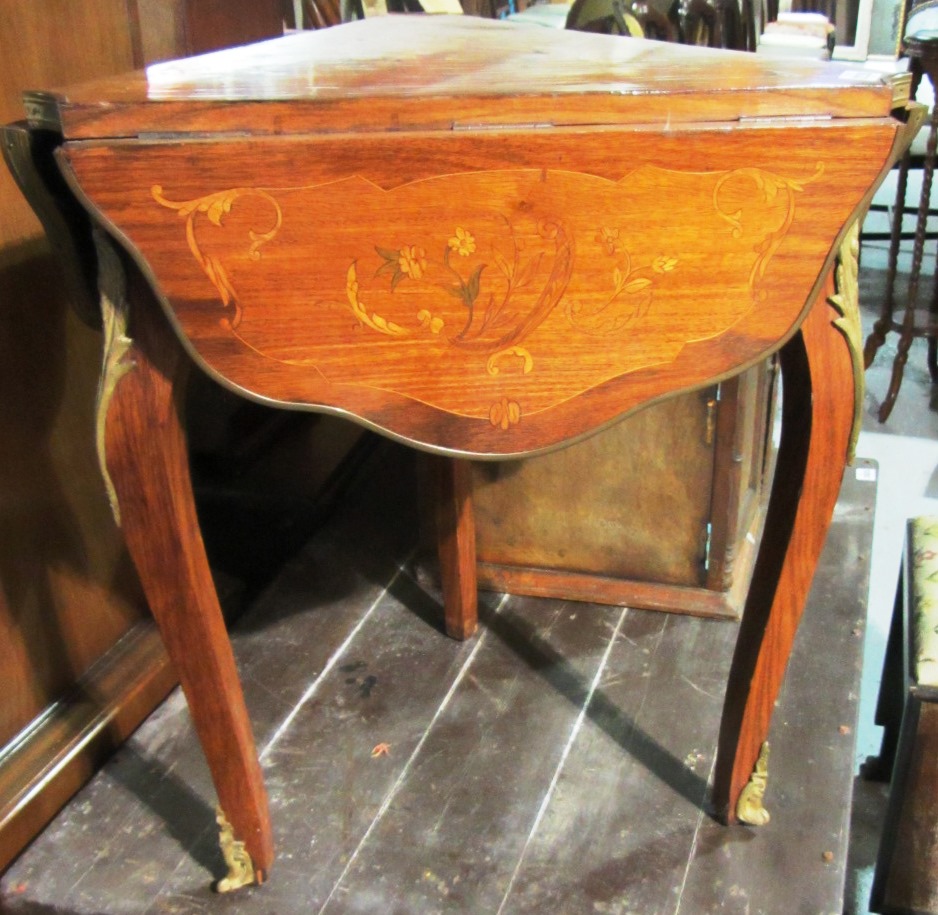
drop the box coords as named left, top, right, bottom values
left=150, top=164, right=821, bottom=429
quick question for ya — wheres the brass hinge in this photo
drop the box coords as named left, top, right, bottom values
left=23, top=92, right=63, bottom=132
left=738, top=114, right=833, bottom=126
left=452, top=121, right=554, bottom=131
left=890, top=71, right=913, bottom=111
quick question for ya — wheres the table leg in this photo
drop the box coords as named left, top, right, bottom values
left=430, top=455, right=478, bottom=640
left=95, top=241, right=273, bottom=888
left=862, top=148, right=909, bottom=371
left=712, top=267, right=855, bottom=824
left=877, top=84, right=938, bottom=422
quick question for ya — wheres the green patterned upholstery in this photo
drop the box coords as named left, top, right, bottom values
left=909, top=516, right=938, bottom=687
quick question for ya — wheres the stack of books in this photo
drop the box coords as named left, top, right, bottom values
left=757, top=11, right=835, bottom=59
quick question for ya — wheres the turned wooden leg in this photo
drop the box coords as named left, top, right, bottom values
left=429, top=455, right=478, bottom=640
left=95, top=239, right=272, bottom=888
left=928, top=223, right=938, bottom=384
left=879, top=81, right=938, bottom=421
left=880, top=306, right=918, bottom=423
left=712, top=268, right=855, bottom=824
left=863, top=149, right=910, bottom=371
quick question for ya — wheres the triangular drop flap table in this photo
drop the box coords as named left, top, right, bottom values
left=3, top=15, right=920, bottom=890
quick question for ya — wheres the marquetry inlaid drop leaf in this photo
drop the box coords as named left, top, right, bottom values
left=149, top=164, right=818, bottom=430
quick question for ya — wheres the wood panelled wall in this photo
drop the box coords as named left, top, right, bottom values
left=129, top=0, right=286, bottom=66
left=1, top=1, right=137, bottom=247
left=0, top=0, right=284, bottom=873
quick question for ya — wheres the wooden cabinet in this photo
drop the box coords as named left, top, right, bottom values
left=129, top=0, right=286, bottom=65
left=469, top=362, right=777, bottom=619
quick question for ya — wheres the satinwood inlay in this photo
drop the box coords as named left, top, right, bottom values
left=149, top=163, right=819, bottom=428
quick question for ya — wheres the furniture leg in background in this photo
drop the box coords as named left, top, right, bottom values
left=429, top=455, right=478, bottom=641
left=864, top=32, right=938, bottom=422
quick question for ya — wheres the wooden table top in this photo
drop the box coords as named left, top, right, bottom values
left=34, top=16, right=913, bottom=456
left=28, top=16, right=907, bottom=139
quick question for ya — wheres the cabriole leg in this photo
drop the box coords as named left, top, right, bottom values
left=713, top=260, right=857, bottom=824
left=95, top=235, right=273, bottom=888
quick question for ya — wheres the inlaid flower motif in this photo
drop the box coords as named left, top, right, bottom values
left=448, top=227, right=476, bottom=257
left=417, top=309, right=445, bottom=334
left=596, top=227, right=619, bottom=256
left=398, top=245, right=427, bottom=279
left=490, top=398, right=521, bottom=430
left=653, top=256, right=678, bottom=273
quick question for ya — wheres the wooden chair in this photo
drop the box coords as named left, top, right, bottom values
left=565, top=0, right=645, bottom=36
left=675, top=0, right=719, bottom=45
left=713, top=0, right=745, bottom=48
left=864, top=18, right=938, bottom=421
left=790, top=0, right=837, bottom=25
left=298, top=0, right=343, bottom=28
left=668, top=0, right=751, bottom=49
left=739, top=0, right=762, bottom=51
left=626, top=0, right=678, bottom=40
left=566, top=0, right=745, bottom=48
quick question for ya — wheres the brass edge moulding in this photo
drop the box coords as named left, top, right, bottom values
left=22, top=92, right=63, bottom=132
left=889, top=71, right=913, bottom=111
left=736, top=741, right=771, bottom=826
left=215, top=808, right=258, bottom=893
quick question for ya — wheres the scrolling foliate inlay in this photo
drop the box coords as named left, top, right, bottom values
left=151, top=184, right=282, bottom=331
left=151, top=164, right=821, bottom=427
left=714, top=164, right=824, bottom=292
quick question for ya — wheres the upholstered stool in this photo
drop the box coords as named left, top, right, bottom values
left=870, top=516, right=938, bottom=914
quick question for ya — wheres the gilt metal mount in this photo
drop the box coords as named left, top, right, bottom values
left=736, top=741, right=771, bottom=826
left=215, top=807, right=257, bottom=893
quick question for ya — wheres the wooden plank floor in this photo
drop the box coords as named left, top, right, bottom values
left=0, top=441, right=876, bottom=914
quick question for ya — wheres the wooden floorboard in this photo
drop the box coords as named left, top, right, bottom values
left=678, top=459, right=877, bottom=915
left=500, top=610, right=728, bottom=915
left=0, top=445, right=875, bottom=914
left=320, top=598, right=627, bottom=915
